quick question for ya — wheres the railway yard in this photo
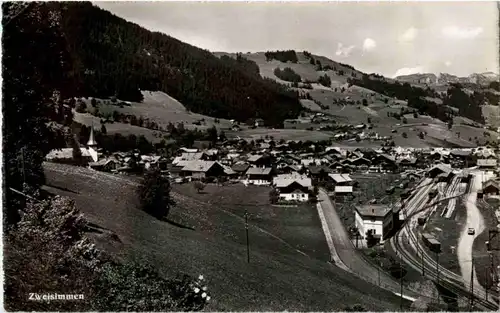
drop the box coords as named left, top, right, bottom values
left=388, top=168, right=500, bottom=311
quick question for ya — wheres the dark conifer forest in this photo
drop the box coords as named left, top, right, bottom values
left=55, top=2, right=302, bottom=126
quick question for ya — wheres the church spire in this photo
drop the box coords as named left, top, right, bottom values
left=87, top=123, right=97, bottom=147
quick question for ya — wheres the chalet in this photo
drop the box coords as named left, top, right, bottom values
left=140, top=155, right=168, bottom=171
left=180, top=161, right=225, bottom=180
left=172, top=152, right=208, bottom=166
left=307, top=165, right=330, bottom=182
left=231, top=162, right=250, bottom=177
left=327, top=173, right=354, bottom=194
left=89, top=158, right=118, bottom=172
left=354, top=204, right=394, bottom=242
left=428, top=164, right=452, bottom=179
left=396, top=157, right=417, bottom=170
left=222, top=165, right=238, bottom=179
left=349, top=157, right=372, bottom=168
left=482, top=180, right=500, bottom=196
left=273, top=174, right=312, bottom=202
left=245, top=167, right=273, bottom=185
left=247, top=154, right=273, bottom=167
left=278, top=164, right=301, bottom=175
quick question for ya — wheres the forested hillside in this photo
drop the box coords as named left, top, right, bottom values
left=57, top=2, right=302, bottom=126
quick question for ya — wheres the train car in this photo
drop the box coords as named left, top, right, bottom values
left=428, top=187, right=438, bottom=199
left=417, top=216, right=426, bottom=226
left=421, top=232, right=441, bottom=253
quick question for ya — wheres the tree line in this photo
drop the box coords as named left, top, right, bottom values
left=58, top=2, right=302, bottom=127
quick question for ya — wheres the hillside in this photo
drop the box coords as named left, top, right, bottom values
left=15, top=2, right=302, bottom=127
left=216, top=51, right=498, bottom=147
left=42, top=163, right=404, bottom=311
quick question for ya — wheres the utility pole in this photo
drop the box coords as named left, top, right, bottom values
left=469, top=259, right=475, bottom=311
left=245, top=209, right=250, bottom=263
left=400, top=257, right=404, bottom=311
left=436, top=251, right=440, bottom=307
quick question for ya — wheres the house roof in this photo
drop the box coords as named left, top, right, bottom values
left=222, top=165, right=237, bottom=175
left=328, top=173, right=353, bottom=183
left=181, top=161, right=219, bottom=172
left=246, top=167, right=272, bottom=176
left=308, top=165, right=329, bottom=175
left=356, top=205, right=392, bottom=218
left=274, top=174, right=312, bottom=188
left=231, top=162, right=250, bottom=172
left=89, top=158, right=116, bottom=167
left=178, top=147, right=199, bottom=153
left=429, top=163, right=452, bottom=174
left=450, top=150, right=472, bottom=157
left=247, top=154, right=264, bottom=162
left=477, top=159, right=497, bottom=167
left=483, top=180, right=500, bottom=190
left=173, top=152, right=206, bottom=164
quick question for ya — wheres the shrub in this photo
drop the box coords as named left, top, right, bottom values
left=194, top=181, right=206, bottom=193
left=269, top=189, right=279, bottom=204
left=402, top=132, right=408, bottom=138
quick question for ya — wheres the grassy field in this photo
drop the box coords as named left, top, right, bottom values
left=81, top=91, right=235, bottom=131
left=42, top=163, right=403, bottom=311
left=421, top=198, right=468, bottom=275
left=73, top=112, right=166, bottom=143
left=473, top=198, right=500, bottom=292
left=227, top=128, right=333, bottom=141
left=172, top=183, right=330, bottom=260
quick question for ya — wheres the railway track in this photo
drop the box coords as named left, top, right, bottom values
left=393, top=175, right=499, bottom=311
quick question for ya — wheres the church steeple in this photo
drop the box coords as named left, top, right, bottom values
left=87, top=123, right=97, bottom=147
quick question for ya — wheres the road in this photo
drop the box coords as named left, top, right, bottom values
left=317, top=188, right=418, bottom=300
left=458, top=172, right=485, bottom=294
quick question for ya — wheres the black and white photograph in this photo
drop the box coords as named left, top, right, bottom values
left=2, top=1, right=500, bottom=311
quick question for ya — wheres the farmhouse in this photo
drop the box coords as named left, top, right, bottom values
left=231, top=162, right=250, bottom=177
left=245, top=167, right=273, bottom=185
left=307, top=165, right=330, bottom=183
left=327, top=173, right=354, bottom=194
left=273, top=174, right=312, bottom=202
left=354, top=204, right=394, bottom=241
left=180, top=161, right=225, bottom=180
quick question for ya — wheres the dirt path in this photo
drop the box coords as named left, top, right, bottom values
left=457, top=173, right=485, bottom=293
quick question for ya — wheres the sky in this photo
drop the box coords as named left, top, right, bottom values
left=96, top=1, right=499, bottom=78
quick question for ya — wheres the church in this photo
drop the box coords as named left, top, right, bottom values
left=45, top=126, right=100, bottom=164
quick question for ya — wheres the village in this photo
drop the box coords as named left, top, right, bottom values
left=45, top=126, right=500, bottom=248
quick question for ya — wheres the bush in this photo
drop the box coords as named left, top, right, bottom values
left=269, top=189, right=279, bottom=204
left=402, top=132, right=408, bottom=138
left=194, top=181, right=206, bottom=193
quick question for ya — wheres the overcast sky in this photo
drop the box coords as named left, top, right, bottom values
left=96, top=1, right=499, bottom=78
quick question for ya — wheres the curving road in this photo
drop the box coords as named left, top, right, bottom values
left=317, top=188, right=418, bottom=300
left=458, top=172, right=485, bottom=295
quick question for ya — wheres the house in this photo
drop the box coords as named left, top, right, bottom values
left=477, top=158, right=497, bottom=170
left=222, top=165, right=238, bottom=179
left=245, top=167, right=273, bottom=185
left=177, top=147, right=199, bottom=155
left=396, top=157, right=417, bottom=170
left=89, top=158, right=118, bottom=172
left=349, top=157, right=372, bottom=169
left=273, top=174, right=312, bottom=202
left=172, top=152, right=208, bottom=166
left=278, top=164, right=301, bottom=175
left=247, top=153, right=273, bottom=167
left=231, top=162, right=250, bottom=177
left=327, top=173, right=354, bottom=194
left=428, top=163, right=452, bottom=178
left=180, top=161, right=225, bottom=180
left=307, top=165, right=330, bottom=182
left=482, top=180, right=500, bottom=196
left=354, top=204, right=394, bottom=242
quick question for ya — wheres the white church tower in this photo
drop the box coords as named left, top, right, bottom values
left=87, top=124, right=99, bottom=162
